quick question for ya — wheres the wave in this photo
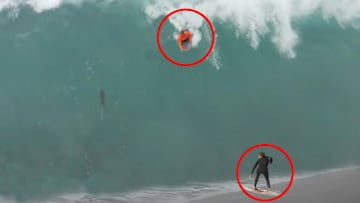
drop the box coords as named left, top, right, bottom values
left=145, top=0, right=360, bottom=59
left=1, top=0, right=360, bottom=59
left=0, top=0, right=71, bottom=13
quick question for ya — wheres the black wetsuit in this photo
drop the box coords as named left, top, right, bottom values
left=251, top=156, right=273, bottom=188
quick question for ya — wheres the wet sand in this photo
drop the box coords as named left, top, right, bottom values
left=192, top=168, right=360, bottom=203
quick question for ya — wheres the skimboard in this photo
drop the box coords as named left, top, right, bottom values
left=243, top=186, right=280, bottom=196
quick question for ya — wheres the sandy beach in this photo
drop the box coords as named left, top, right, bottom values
left=192, top=168, right=360, bottom=203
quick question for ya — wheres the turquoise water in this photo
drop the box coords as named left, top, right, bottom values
left=0, top=0, right=360, bottom=202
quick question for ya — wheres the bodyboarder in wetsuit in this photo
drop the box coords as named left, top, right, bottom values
left=249, top=152, right=273, bottom=192
left=178, top=29, right=192, bottom=51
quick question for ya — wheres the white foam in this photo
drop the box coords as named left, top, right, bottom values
left=30, top=167, right=360, bottom=202
left=145, top=0, right=360, bottom=60
left=0, top=0, right=84, bottom=13
left=1, top=0, right=360, bottom=65
left=0, top=166, right=357, bottom=203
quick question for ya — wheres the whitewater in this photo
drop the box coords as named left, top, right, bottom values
left=1, top=0, right=360, bottom=59
left=0, top=167, right=358, bottom=203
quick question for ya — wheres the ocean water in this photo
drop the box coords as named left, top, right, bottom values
left=1, top=0, right=360, bottom=202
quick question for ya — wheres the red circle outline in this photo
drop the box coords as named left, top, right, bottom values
left=235, top=143, right=295, bottom=202
left=156, top=8, right=215, bottom=67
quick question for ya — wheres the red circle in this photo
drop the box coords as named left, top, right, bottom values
left=235, top=144, right=294, bottom=202
left=156, top=8, right=215, bottom=67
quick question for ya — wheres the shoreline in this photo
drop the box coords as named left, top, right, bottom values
left=0, top=167, right=358, bottom=203
left=192, top=167, right=360, bottom=203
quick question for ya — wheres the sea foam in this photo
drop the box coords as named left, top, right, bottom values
left=145, top=0, right=360, bottom=59
left=1, top=0, right=359, bottom=59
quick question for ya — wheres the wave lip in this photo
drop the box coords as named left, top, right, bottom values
left=0, top=0, right=85, bottom=13
left=1, top=0, right=360, bottom=59
left=145, top=0, right=360, bottom=58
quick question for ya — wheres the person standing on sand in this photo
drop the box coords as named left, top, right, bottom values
left=249, top=152, right=273, bottom=192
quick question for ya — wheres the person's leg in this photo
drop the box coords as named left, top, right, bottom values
left=254, top=172, right=261, bottom=190
left=264, top=171, right=272, bottom=191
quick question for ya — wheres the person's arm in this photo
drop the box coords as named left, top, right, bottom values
left=268, top=157, right=273, bottom=164
left=251, top=160, right=259, bottom=175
